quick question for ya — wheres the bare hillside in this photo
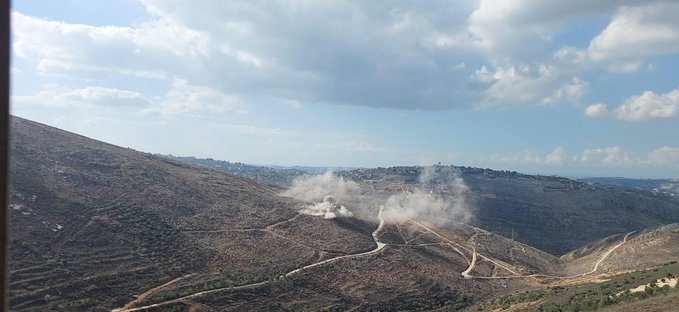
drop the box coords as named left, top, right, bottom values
left=9, top=116, right=679, bottom=311
left=9, top=116, right=374, bottom=310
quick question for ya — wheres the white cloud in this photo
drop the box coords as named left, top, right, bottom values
left=12, top=86, right=150, bottom=108
left=649, top=146, right=679, bottom=165
left=474, top=64, right=557, bottom=106
left=565, top=77, right=589, bottom=100
left=234, top=51, right=265, bottom=67
left=15, top=1, right=596, bottom=111
left=614, top=88, right=679, bottom=121
left=585, top=103, right=609, bottom=118
left=492, top=146, right=566, bottom=166
left=542, top=76, right=589, bottom=105
left=573, top=146, right=634, bottom=166
left=131, top=18, right=210, bottom=57
left=143, top=80, right=241, bottom=115
left=468, top=0, right=679, bottom=74
left=477, top=145, right=679, bottom=174
left=59, top=87, right=146, bottom=103
left=216, top=124, right=296, bottom=137
left=13, top=81, right=241, bottom=117
left=467, top=0, right=554, bottom=58
left=12, top=11, right=209, bottom=59
left=474, top=64, right=586, bottom=107
left=34, top=58, right=169, bottom=80
left=545, top=146, right=566, bottom=165
left=452, top=62, right=466, bottom=70
left=11, top=11, right=208, bottom=80
left=11, top=0, right=679, bottom=113
left=585, top=87, right=679, bottom=121
left=554, top=46, right=586, bottom=64
left=472, top=65, right=494, bottom=83
left=588, top=2, right=679, bottom=68
left=608, top=61, right=643, bottom=73
left=467, top=0, right=654, bottom=60
left=207, top=122, right=387, bottom=154
left=131, top=0, right=485, bottom=110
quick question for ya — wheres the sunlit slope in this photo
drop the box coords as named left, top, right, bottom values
left=563, top=223, right=679, bottom=275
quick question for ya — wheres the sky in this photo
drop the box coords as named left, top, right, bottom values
left=9, top=0, right=679, bottom=178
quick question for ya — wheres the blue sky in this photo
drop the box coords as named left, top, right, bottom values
left=9, top=0, right=679, bottom=178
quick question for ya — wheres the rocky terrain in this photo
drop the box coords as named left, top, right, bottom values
left=8, top=116, right=679, bottom=311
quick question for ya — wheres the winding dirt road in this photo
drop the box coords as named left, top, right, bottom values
left=410, top=218, right=637, bottom=281
left=534, top=230, right=637, bottom=280
left=460, top=245, right=477, bottom=278
left=460, top=230, right=480, bottom=278
left=112, top=273, right=197, bottom=312
left=285, top=205, right=386, bottom=278
left=114, top=191, right=637, bottom=311
left=409, top=219, right=521, bottom=277
left=114, top=207, right=387, bottom=312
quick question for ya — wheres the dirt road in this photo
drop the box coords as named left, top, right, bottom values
left=115, top=206, right=388, bottom=312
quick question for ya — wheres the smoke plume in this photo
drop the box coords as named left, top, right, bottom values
left=383, top=166, right=472, bottom=225
left=281, top=172, right=359, bottom=219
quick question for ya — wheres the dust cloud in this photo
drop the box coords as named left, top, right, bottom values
left=383, top=166, right=472, bottom=225
left=281, top=166, right=473, bottom=224
left=281, top=172, right=359, bottom=219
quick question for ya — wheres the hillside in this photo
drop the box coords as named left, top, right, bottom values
left=465, top=223, right=679, bottom=311
left=10, top=117, right=536, bottom=311
left=344, top=167, right=679, bottom=255
left=162, top=155, right=307, bottom=187
left=579, top=177, right=679, bottom=197
left=159, top=160, right=679, bottom=256
left=166, top=159, right=679, bottom=256
left=563, top=223, right=679, bottom=275
left=8, top=117, right=375, bottom=310
left=8, top=116, right=679, bottom=311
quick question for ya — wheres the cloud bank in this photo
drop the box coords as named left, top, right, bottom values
left=18, top=1, right=679, bottom=110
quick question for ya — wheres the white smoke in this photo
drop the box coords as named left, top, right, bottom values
left=302, top=195, right=354, bottom=219
left=383, top=166, right=472, bottom=225
left=281, top=172, right=360, bottom=219
left=281, top=167, right=472, bottom=224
